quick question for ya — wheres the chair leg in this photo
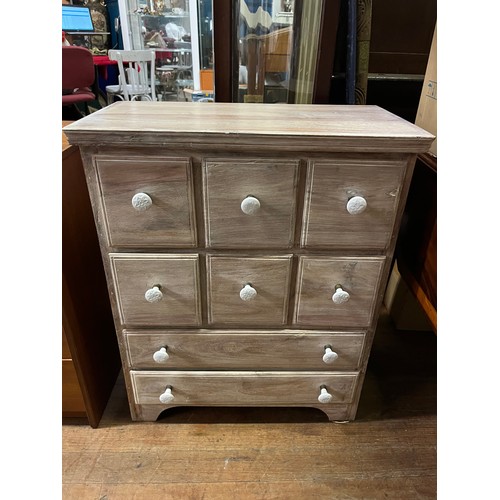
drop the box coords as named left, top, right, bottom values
left=72, top=103, right=86, bottom=119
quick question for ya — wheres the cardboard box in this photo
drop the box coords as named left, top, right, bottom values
left=415, top=25, right=437, bottom=156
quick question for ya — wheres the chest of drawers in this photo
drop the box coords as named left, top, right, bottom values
left=64, top=102, right=434, bottom=422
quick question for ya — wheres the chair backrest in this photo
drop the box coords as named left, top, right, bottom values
left=62, top=46, right=95, bottom=90
left=108, top=50, right=156, bottom=101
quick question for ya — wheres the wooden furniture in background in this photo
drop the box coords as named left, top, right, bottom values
left=64, top=103, right=433, bottom=422
left=395, top=25, right=437, bottom=332
left=62, top=121, right=121, bottom=427
left=396, top=153, right=437, bottom=332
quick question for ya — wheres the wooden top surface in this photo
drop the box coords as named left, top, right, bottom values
left=62, top=120, right=73, bottom=151
left=63, top=102, right=435, bottom=152
left=62, top=120, right=77, bottom=158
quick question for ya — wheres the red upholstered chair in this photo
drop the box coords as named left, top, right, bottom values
left=62, top=46, right=96, bottom=117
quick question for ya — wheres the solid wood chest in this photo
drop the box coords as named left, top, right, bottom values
left=64, top=102, right=434, bottom=422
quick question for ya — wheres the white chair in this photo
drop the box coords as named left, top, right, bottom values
left=106, top=50, right=156, bottom=104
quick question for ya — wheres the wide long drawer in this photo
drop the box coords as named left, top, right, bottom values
left=130, top=371, right=359, bottom=406
left=125, top=330, right=365, bottom=370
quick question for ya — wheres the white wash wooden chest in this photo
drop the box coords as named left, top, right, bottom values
left=64, top=102, right=434, bottom=422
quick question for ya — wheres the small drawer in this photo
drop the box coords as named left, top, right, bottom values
left=130, top=370, right=359, bottom=406
left=203, top=158, right=300, bottom=248
left=124, top=330, right=365, bottom=370
left=207, top=256, right=292, bottom=326
left=110, top=254, right=201, bottom=326
left=302, top=157, right=406, bottom=249
left=295, top=256, right=384, bottom=327
left=96, top=155, right=196, bottom=247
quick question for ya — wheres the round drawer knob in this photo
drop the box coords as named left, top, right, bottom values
left=159, top=386, right=174, bottom=404
left=318, top=386, right=333, bottom=404
left=332, top=285, right=350, bottom=305
left=153, top=347, right=169, bottom=363
left=240, top=195, right=261, bottom=215
left=132, top=192, right=153, bottom=211
left=240, top=284, right=257, bottom=301
left=323, top=346, right=339, bottom=364
left=145, top=286, right=163, bottom=303
left=346, top=195, right=367, bottom=215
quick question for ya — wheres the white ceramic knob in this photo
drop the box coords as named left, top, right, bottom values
left=332, top=286, right=350, bottom=305
left=159, top=386, right=174, bottom=404
left=323, top=347, right=339, bottom=364
left=240, top=196, right=261, bottom=215
left=132, top=192, right=153, bottom=211
left=318, top=386, right=333, bottom=404
left=145, top=286, right=163, bottom=303
left=240, top=284, right=257, bottom=301
left=153, top=347, right=169, bottom=363
left=346, top=195, right=367, bottom=215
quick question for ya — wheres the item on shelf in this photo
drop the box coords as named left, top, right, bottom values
left=154, top=0, right=166, bottom=14
left=145, top=31, right=167, bottom=48
left=171, top=0, right=186, bottom=12
left=85, top=0, right=110, bottom=51
left=165, top=22, right=187, bottom=41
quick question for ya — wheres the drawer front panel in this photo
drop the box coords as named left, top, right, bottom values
left=203, top=159, right=299, bottom=248
left=110, top=254, right=201, bottom=326
left=125, top=331, right=365, bottom=370
left=207, top=256, right=292, bottom=326
left=96, top=156, right=196, bottom=247
left=131, top=371, right=359, bottom=406
left=295, top=256, right=385, bottom=327
left=302, top=158, right=406, bottom=249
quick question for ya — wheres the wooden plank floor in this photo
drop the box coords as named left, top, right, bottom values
left=62, top=310, right=437, bottom=499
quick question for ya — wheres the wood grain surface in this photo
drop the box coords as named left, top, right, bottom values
left=63, top=102, right=435, bottom=152
left=130, top=370, right=358, bottom=406
left=110, top=254, right=201, bottom=326
left=203, top=159, right=299, bottom=248
left=96, top=155, right=197, bottom=247
left=124, top=330, right=365, bottom=370
left=207, top=256, right=292, bottom=326
left=295, top=256, right=385, bottom=327
left=302, top=156, right=406, bottom=249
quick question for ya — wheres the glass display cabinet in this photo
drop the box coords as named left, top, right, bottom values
left=212, top=0, right=340, bottom=104
left=117, top=0, right=213, bottom=101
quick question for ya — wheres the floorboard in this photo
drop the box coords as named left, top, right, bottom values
left=62, top=309, right=437, bottom=499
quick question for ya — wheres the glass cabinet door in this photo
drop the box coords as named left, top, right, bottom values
left=235, top=0, right=323, bottom=104
left=119, top=0, right=214, bottom=101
